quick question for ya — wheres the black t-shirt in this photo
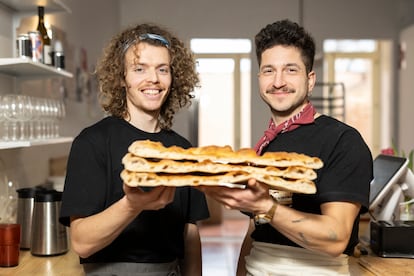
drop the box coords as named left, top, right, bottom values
left=251, top=115, right=373, bottom=255
left=60, top=116, right=209, bottom=263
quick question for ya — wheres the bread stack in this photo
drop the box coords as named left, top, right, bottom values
left=120, top=140, right=323, bottom=194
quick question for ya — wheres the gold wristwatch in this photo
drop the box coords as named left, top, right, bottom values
left=254, top=198, right=278, bottom=225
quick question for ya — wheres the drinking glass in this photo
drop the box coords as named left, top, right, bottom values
left=2, top=95, right=20, bottom=141
left=49, top=99, right=59, bottom=137
left=38, top=98, right=48, bottom=139
left=56, top=99, right=66, bottom=137
left=17, top=95, right=33, bottom=140
left=0, top=95, right=7, bottom=141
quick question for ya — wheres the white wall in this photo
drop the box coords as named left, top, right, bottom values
left=399, top=25, right=414, bottom=154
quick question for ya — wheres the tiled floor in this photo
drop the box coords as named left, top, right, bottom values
left=199, top=217, right=250, bottom=276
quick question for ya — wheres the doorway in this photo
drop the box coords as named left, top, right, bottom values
left=190, top=39, right=251, bottom=150
left=323, top=39, right=392, bottom=156
left=190, top=39, right=252, bottom=222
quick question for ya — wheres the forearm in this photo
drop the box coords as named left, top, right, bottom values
left=70, top=196, right=141, bottom=258
left=268, top=202, right=359, bottom=256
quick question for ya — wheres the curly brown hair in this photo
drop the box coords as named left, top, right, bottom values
left=95, top=23, right=199, bottom=129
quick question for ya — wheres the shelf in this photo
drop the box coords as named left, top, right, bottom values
left=0, top=0, right=71, bottom=13
left=0, top=136, right=73, bottom=149
left=0, top=58, right=73, bottom=78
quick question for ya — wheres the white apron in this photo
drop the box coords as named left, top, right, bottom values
left=245, top=241, right=350, bottom=276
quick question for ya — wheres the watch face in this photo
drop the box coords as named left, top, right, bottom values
left=254, top=215, right=270, bottom=225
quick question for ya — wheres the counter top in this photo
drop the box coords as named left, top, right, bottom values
left=0, top=249, right=83, bottom=276
left=1, top=241, right=413, bottom=275
left=3, top=248, right=413, bottom=276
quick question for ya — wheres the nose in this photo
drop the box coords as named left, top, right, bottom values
left=271, top=71, right=287, bottom=89
left=146, top=68, right=159, bottom=83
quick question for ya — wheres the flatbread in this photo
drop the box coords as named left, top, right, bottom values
left=121, top=140, right=323, bottom=194
left=122, top=153, right=317, bottom=180
left=120, top=170, right=317, bottom=194
left=128, top=140, right=323, bottom=169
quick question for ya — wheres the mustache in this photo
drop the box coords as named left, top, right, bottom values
left=265, top=87, right=295, bottom=94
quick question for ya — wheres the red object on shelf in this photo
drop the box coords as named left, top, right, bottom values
left=0, top=223, right=21, bottom=267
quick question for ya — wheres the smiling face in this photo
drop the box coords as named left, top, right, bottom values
left=258, top=45, right=316, bottom=124
left=123, top=42, right=172, bottom=122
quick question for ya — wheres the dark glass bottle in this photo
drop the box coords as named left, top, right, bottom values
left=37, top=6, right=52, bottom=65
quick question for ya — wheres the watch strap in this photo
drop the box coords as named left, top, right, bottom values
left=254, top=198, right=278, bottom=224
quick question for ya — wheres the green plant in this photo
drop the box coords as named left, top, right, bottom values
left=391, top=141, right=413, bottom=171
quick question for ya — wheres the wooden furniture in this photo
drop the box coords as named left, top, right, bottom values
left=0, top=245, right=412, bottom=275
left=0, top=248, right=84, bottom=275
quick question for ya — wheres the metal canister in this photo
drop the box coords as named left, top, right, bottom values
left=16, top=34, right=32, bottom=59
left=53, top=51, right=65, bottom=70
left=30, top=190, right=68, bottom=256
left=28, top=31, right=43, bottom=63
left=16, top=187, right=38, bottom=249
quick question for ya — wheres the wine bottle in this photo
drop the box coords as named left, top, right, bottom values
left=37, top=6, right=52, bottom=65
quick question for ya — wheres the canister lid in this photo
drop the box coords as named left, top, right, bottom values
left=16, top=187, right=41, bottom=198
left=34, top=190, right=62, bottom=202
left=0, top=224, right=20, bottom=245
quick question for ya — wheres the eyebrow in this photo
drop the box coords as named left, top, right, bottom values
left=128, top=61, right=171, bottom=69
left=260, top=63, right=302, bottom=70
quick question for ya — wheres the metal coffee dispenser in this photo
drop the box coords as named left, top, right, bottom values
left=30, top=190, right=68, bottom=256
left=16, top=187, right=38, bottom=249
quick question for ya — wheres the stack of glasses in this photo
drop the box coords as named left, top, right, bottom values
left=0, top=94, right=66, bottom=141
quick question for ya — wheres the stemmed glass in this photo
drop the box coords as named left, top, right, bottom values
left=38, top=98, right=49, bottom=139
left=49, top=99, right=59, bottom=137
left=56, top=99, right=66, bottom=137
left=0, top=95, right=67, bottom=141
left=2, top=94, right=20, bottom=141
left=44, top=99, right=54, bottom=138
left=17, top=95, right=33, bottom=140
left=31, top=97, right=43, bottom=140
left=2, top=95, right=34, bottom=141
left=0, top=95, right=7, bottom=141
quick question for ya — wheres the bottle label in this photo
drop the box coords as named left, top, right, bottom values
left=28, top=31, right=43, bottom=63
left=43, top=44, right=52, bottom=65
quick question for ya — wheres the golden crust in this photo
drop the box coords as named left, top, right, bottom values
left=128, top=140, right=323, bottom=169
left=120, top=169, right=316, bottom=194
left=122, top=153, right=317, bottom=180
left=122, top=139, right=323, bottom=194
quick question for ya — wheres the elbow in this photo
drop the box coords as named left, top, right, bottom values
left=326, top=249, right=345, bottom=258
left=71, top=239, right=94, bottom=259
left=321, top=241, right=349, bottom=257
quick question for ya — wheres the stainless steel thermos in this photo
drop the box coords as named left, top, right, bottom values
left=30, top=190, right=68, bottom=256
left=16, top=188, right=37, bottom=249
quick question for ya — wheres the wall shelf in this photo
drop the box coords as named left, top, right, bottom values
left=0, top=58, right=73, bottom=78
left=0, top=137, right=73, bottom=150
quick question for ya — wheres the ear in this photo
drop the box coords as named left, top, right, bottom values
left=121, top=76, right=126, bottom=88
left=307, top=71, right=316, bottom=93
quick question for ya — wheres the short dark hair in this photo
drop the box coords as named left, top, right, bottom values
left=255, top=19, right=315, bottom=73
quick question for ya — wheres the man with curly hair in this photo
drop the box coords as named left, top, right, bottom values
left=60, top=23, right=209, bottom=275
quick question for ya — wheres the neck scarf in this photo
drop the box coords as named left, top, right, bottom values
left=254, top=102, right=316, bottom=155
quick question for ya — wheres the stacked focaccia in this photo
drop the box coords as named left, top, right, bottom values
left=120, top=140, right=323, bottom=194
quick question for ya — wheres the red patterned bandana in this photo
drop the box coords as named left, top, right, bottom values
left=254, top=102, right=316, bottom=155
